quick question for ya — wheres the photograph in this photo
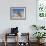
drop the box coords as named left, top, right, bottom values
left=10, top=7, right=26, bottom=20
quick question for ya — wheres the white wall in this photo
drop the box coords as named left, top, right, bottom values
left=0, top=0, right=36, bottom=42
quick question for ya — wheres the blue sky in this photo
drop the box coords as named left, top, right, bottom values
left=13, top=9, right=24, bottom=13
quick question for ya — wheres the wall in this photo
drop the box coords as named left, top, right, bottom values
left=0, top=0, right=36, bottom=42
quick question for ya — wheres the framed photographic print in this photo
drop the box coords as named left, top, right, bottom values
left=36, top=0, right=46, bottom=26
left=10, top=7, right=26, bottom=20
left=37, top=0, right=46, bottom=19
